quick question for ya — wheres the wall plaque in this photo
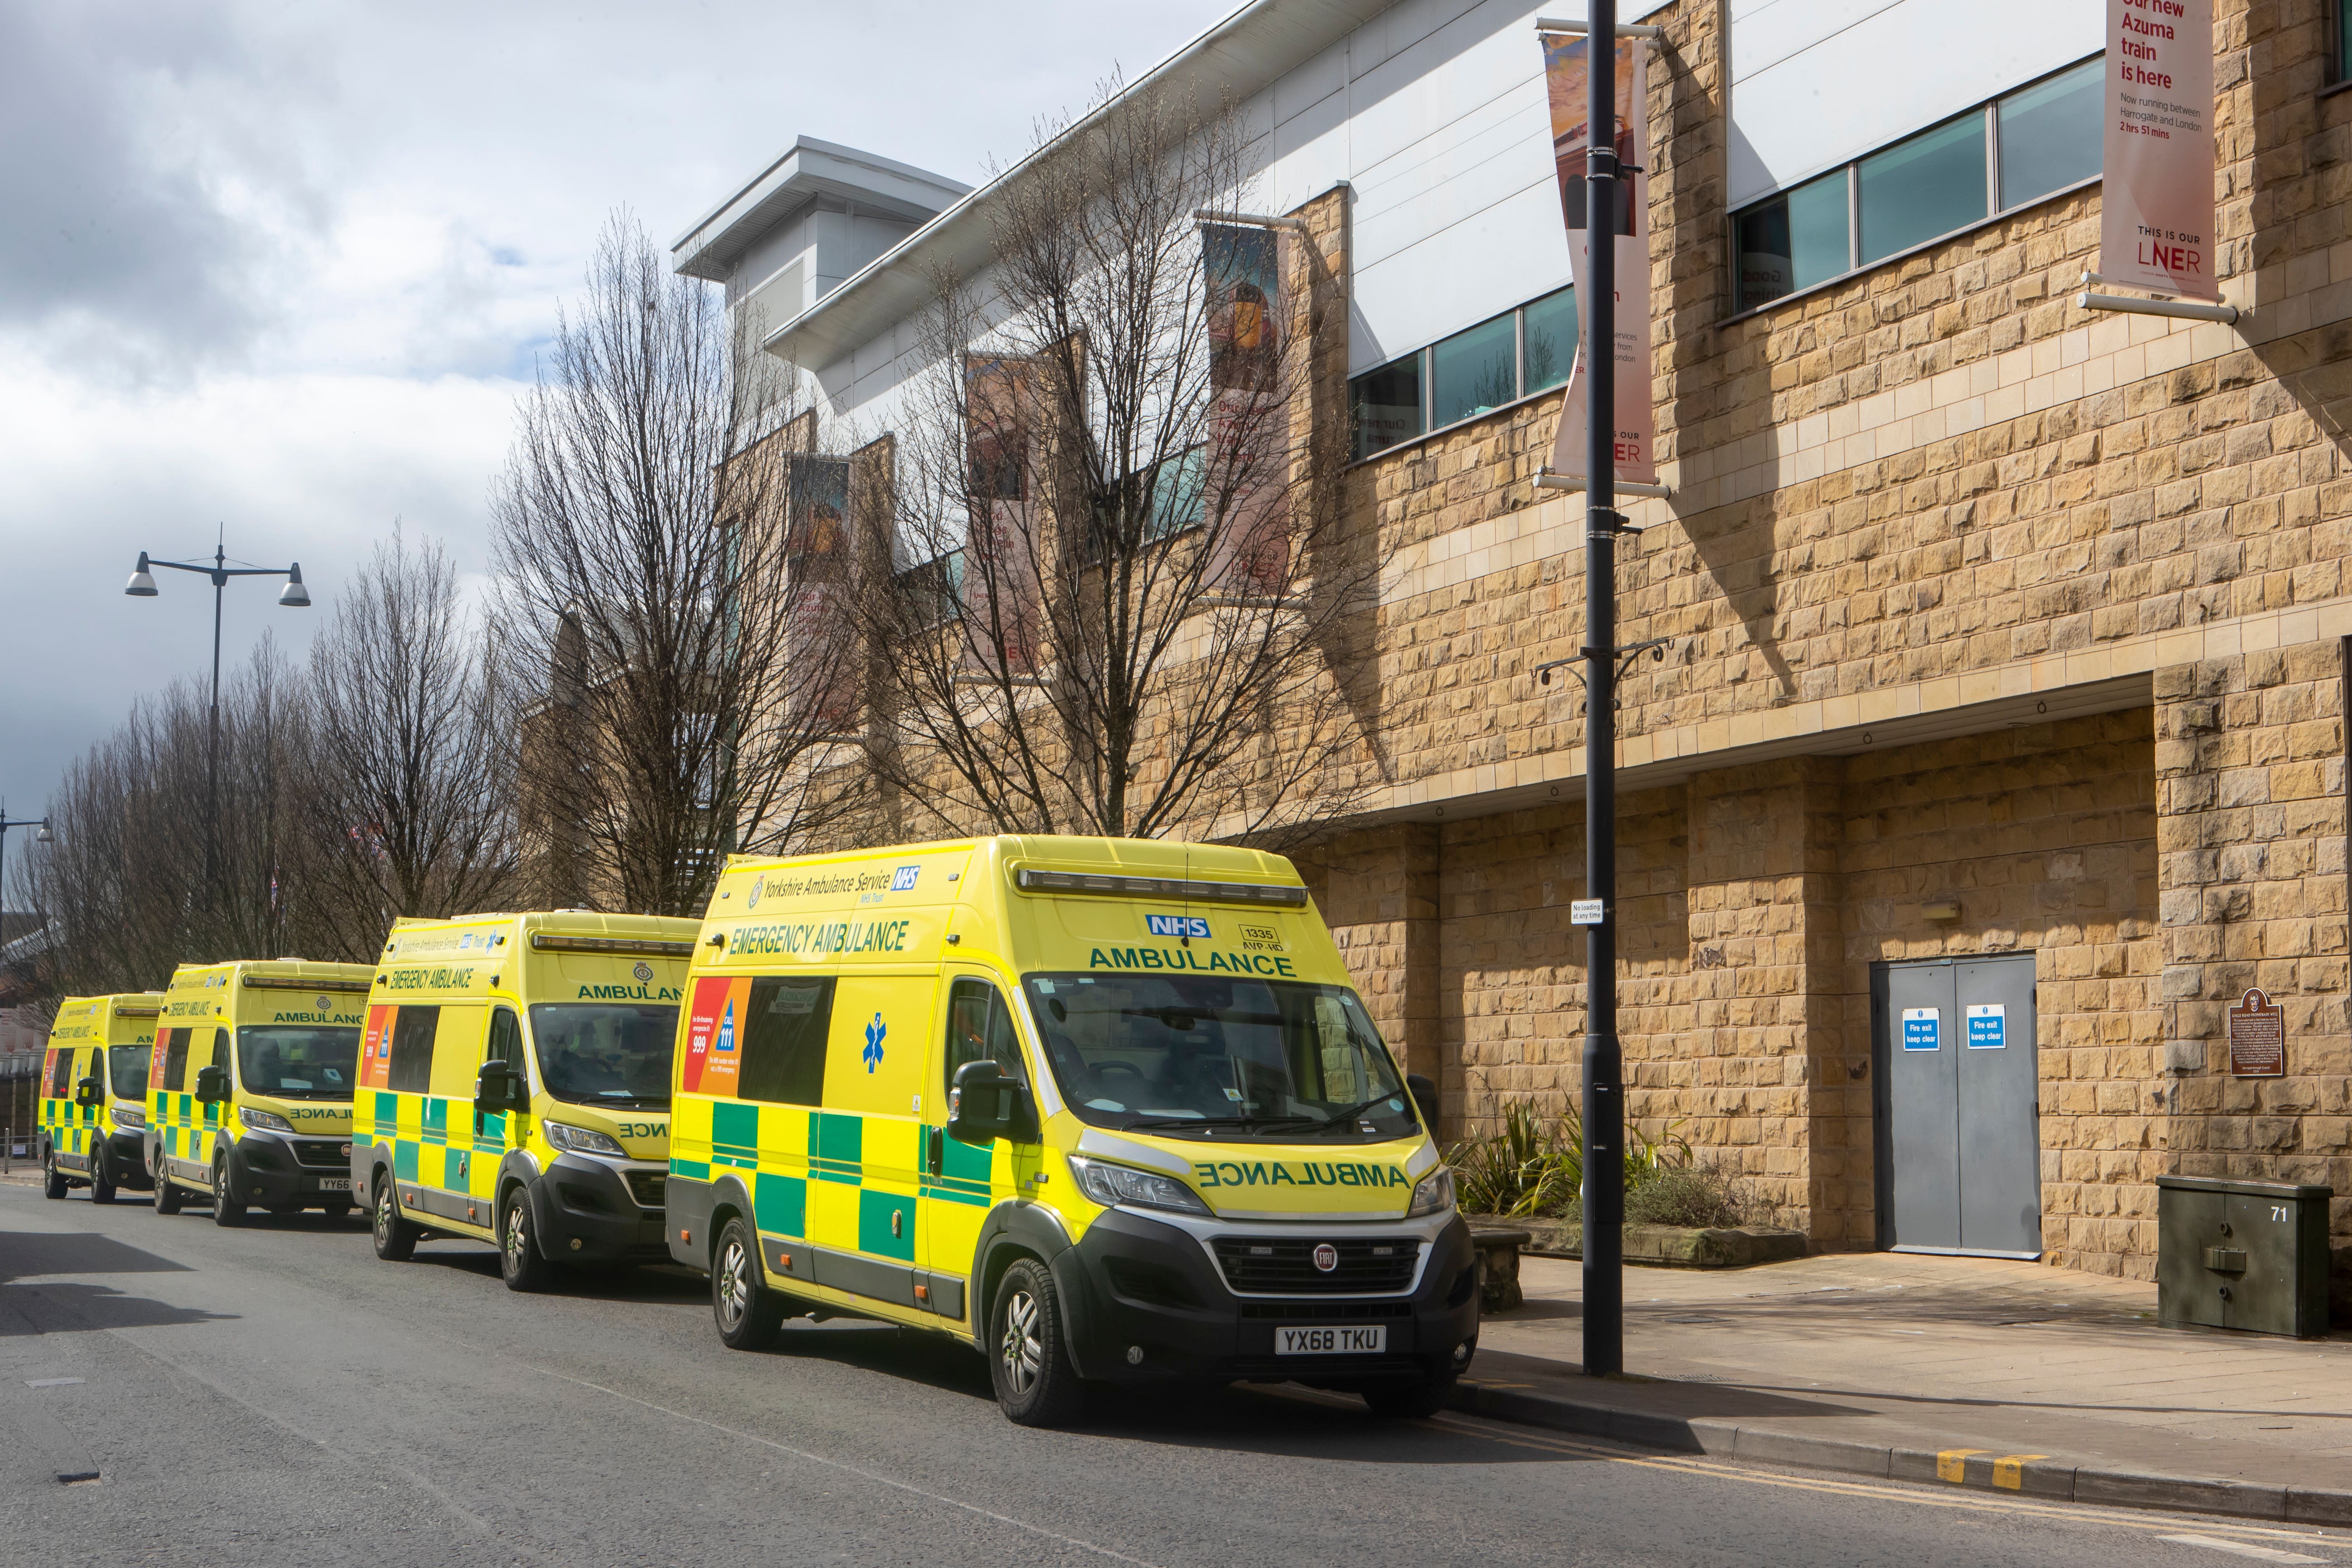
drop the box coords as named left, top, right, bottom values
left=2226, top=987, right=2284, bottom=1077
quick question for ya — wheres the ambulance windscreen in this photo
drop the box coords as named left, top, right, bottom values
left=236, top=1026, right=360, bottom=1099
left=1022, top=975, right=1416, bottom=1142
left=528, top=1003, right=678, bottom=1108
left=109, top=1044, right=152, bottom=1100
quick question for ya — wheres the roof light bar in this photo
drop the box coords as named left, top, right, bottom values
left=113, top=1007, right=161, bottom=1019
left=1013, top=869, right=1308, bottom=907
left=528, top=934, right=698, bottom=958
left=240, top=976, right=373, bottom=994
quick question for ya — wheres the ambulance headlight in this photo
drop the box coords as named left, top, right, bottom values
left=1066, top=1155, right=1209, bottom=1216
left=1405, top=1167, right=1455, bottom=1219
left=110, top=1104, right=145, bottom=1132
left=546, top=1121, right=627, bottom=1158
left=240, top=1107, right=294, bottom=1135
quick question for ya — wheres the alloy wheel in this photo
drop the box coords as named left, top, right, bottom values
left=1000, top=1289, right=1042, bottom=1396
left=716, top=1238, right=750, bottom=1330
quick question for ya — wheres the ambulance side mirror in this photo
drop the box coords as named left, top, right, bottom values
left=1407, top=1073, right=1439, bottom=1131
left=194, top=1065, right=229, bottom=1104
left=74, top=1076, right=103, bottom=1109
left=947, top=1059, right=1030, bottom=1146
left=475, top=1063, right=527, bottom=1115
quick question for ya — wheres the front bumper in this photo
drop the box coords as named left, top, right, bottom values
left=229, top=1134, right=357, bottom=1208
left=527, top=1155, right=669, bottom=1264
left=1052, top=1208, right=1480, bottom=1387
left=103, top=1129, right=153, bottom=1189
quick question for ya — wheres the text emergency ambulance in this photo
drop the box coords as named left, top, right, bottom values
left=38, top=992, right=162, bottom=1201
left=351, top=912, right=696, bottom=1289
left=668, top=836, right=1475, bottom=1426
left=149, top=959, right=373, bottom=1222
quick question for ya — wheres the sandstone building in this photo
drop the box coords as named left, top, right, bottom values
left=674, top=0, right=2352, bottom=1302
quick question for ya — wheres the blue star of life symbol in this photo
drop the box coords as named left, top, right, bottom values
left=862, top=1013, right=886, bottom=1073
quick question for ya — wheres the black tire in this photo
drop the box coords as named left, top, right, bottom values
left=711, top=1216, right=784, bottom=1351
left=153, top=1153, right=184, bottom=1214
left=989, top=1257, right=1087, bottom=1427
left=90, top=1147, right=117, bottom=1204
left=211, top=1151, right=246, bottom=1227
left=42, top=1152, right=67, bottom=1200
left=1362, top=1370, right=1458, bottom=1419
left=498, top=1185, right=555, bottom=1293
left=371, top=1176, right=418, bottom=1261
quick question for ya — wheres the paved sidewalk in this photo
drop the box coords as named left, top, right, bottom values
left=1458, top=1250, right=2352, bottom=1521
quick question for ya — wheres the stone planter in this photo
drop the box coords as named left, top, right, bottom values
left=1469, top=1215, right=1808, bottom=1270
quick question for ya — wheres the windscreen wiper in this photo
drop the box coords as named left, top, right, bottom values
left=1120, top=1114, right=1323, bottom=1133
left=1304, top=1091, right=1413, bottom=1131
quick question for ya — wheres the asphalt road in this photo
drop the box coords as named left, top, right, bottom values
left=4, top=1177, right=2348, bottom=1568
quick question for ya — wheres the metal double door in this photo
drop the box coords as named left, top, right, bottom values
left=1875, top=955, right=2041, bottom=1258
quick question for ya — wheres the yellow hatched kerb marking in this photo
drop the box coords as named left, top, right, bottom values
left=1993, top=1454, right=2049, bottom=1490
left=1936, top=1447, right=1986, bottom=1483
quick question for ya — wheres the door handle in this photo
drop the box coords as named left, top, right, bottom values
left=926, top=1127, right=943, bottom=1176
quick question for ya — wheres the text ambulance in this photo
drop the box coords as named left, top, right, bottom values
left=669, top=836, right=1475, bottom=1426
left=351, top=912, right=695, bottom=1289
left=149, top=959, right=373, bottom=1222
left=38, top=992, right=162, bottom=1201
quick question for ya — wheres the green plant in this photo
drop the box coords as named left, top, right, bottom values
left=1622, top=1164, right=1748, bottom=1229
left=1448, top=1103, right=1696, bottom=1217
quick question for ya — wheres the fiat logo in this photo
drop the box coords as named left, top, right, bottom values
left=1312, top=1243, right=1339, bottom=1273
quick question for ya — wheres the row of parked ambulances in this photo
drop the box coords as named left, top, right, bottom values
left=37, top=836, right=1478, bottom=1425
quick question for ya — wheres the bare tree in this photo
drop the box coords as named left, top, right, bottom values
left=862, top=80, right=1379, bottom=844
left=492, top=213, right=859, bottom=917
left=288, top=528, right=517, bottom=959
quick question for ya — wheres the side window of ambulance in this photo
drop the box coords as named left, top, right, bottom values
left=208, top=1030, right=229, bottom=1081
left=162, top=1029, right=192, bottom=1092
left=46, top=1049, right=70, bottom=1099
left=89, top=1048, right=106, bottom=1096
left=943, top=979, right=1029, bottom=1093
left=487, top=1009, right=524, bottom=1080
left=387, top=1006, right=441, bottom=1094
left=739, top=977, right=835, bottom=1106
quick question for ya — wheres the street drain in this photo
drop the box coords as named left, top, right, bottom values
left=57, top=1471, right=100, bottom=1486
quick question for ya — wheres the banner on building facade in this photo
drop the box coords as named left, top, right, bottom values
left=1541, top=30, right=1656, bottom=487
left=784, top=454, right=855, bottom=730
left=963, top=354, right=1044, bottom=675
left=1201, top=222, right=1291, bottom=596
left=2098, top=0, right=2216, bottom=299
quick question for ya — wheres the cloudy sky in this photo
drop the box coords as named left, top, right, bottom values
left=0, top=0, right=1236, bottom=828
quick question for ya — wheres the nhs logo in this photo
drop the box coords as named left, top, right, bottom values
left=889, top=865, right=921, bottom=893
left=1147, top=914, right=1211, bottom=940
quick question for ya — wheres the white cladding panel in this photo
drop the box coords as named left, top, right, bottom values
left=1728, top=0, right=2104, bottom=207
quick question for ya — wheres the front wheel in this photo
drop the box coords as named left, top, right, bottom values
left=989, top=1258, right=1086, bottom=1427
left=153, top=1155, right=184, bottom=1214
left=498, top=1187, right=554, bottom=1293
left=1362, top=1370, right=1458, bottom=1419
left=711, top=1217, right=784, bottom=1351
left=371, top=1178, right=418, bottom=1261
left=210, top=1152, right=246, bottom=1227
left=42, top=1152, right=67, bottom=1200
left=91, top=1148, right=117, bottom=1205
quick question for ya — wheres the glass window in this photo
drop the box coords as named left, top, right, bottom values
left=1735, top=170, right=1852, bottom=311
left=161, top=1029, right=191, bottom=1092
left=1859, top=112, right=1988, bottom=266
left=944, top=978, right=1029, bottom=1091
left=1522, top=285, right=1577, bottom=393
left=109, top=1044, right=150, bottom=1101
left=1349, top=354, right=1422, bottom=460
left=737, top=976, right=835, bottom=1107
left=1998, top=59, right=2102, bottom=210
left=47, top=1048, right=71, bottom=1098
left=1430, top=312, right=1518, bottom=430
left=1021, top=972, right=1414, bottom=1142
left=387, top=1007, right=439, bottom=1094
left=236, top=1026, right=360, bottom=1100
left=528, top=1003, right=679, bottom=1109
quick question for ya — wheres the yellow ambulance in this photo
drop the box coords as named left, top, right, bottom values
left=37, top=992, right=162, bottom=1202
left=668, top=835, right=1474, bottom=1426
left=351, top=912, right=696, bottom=1289
left=148, top=959, right=373, bottom=1222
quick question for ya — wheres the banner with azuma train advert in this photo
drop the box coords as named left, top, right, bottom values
left=1201, top=222, right=1290, bottom=596
left=1542, top=30, right=1656, bottom=487
left=2099, top=0, right=2216, bottom=299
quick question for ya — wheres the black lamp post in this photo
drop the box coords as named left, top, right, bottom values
left=0, top=807, right=52, bottom=945
left=124, top=544, right=311, bottom=895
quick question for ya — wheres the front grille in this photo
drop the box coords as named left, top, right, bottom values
left=1211, top=1237, right=1421, bottom=1295
left=291, top=1139, right=348, bottom=1168
left=1237, top=1299, right=1414, bottom=1320
left=624, top=1170, right=666, bottom=1209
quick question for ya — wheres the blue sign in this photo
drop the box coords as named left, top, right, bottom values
left=1901, top=1008, right=1940, bottom=1051
left=1146, top=914, right=1213, bottom=940
left=862, top=1013, right=887, bottom=1072
left=890, top=865, right=921, bottom=893
left=1966, top=1004, right=2006, bottom=1049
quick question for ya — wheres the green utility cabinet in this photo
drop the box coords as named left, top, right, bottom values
left=2155, top=1175, right=2333, bottom=1338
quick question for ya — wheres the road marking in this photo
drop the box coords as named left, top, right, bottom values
left=1938, top=1446, right=1988, bottom=1482
left=542, top=1370, right=1165, bottom=1568
left=2157, top=1535, right=2329, bottom=1564
left=1993, top=1453, right=2047, bottom=1490
left=25, top=1378, right=85, bottom=1388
